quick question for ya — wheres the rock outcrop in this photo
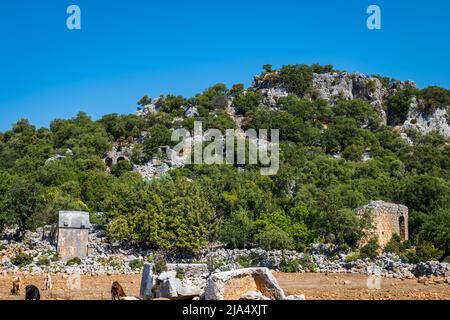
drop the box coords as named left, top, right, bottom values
left=204, top=268, right=285, bottom=300
left=401, top=97, right=450, bottom=138
left=251, top=70, right=416, bottom=126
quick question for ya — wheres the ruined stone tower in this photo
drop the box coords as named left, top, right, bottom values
left=357, top=201, right=409, bottom=248
left=57, top=211, right=90, bottom=260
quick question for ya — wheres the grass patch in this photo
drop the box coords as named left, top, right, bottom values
left=11, top=253, right=33, bottom=267
left=37, top=256, right=51, bottom=266
left=129, top=259, right=144, bottom=270
left=66, top=257, right=82, bottom=266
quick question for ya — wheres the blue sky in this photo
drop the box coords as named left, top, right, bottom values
left=0, top=0, right=449, bottom=131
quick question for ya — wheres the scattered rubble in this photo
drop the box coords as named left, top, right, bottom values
left=1, top=226, right=449, bottom=282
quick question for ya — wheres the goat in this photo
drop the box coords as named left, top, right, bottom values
left=10, top=277, right=22, bottom=296
left=44, top=273, right=53, bottom=290
left=111, top=281, right=127, bottom=300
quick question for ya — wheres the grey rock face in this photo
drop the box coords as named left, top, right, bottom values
left=183, top=105, right=199, bottom=118
left=401, top=100, right=450, bottom=138
left=136, top=99, right=160, bottom=117
left=252, top=70, right=417, bottom=127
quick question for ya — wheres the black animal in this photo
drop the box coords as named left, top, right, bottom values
left=25, top=285, right=41, bottom=301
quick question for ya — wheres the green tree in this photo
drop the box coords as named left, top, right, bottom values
left=419, top=86, right=450, bottom=114
left=220, top=209, right=253, bottom=249
left=143, top=124, right=173, bottom=157
left=360, top=238, right=380, bottom=260
left=107, top=177, right=215, bottom=253
left=111, top=160, right=133, bottom=177
left=386, top=87, right=418, bottom=125
left=279, top=64, right=313, bottom=97
left=255, top=225, right=294, bottom=250
left=419, top=209, right=450, bottom=260
left=137, top=95, right=151, bottom=106
left=4, top=177, right=42, bottom=237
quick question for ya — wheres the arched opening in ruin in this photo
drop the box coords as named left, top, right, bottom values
left=117, top=156, right=126, bottom=163
left=399, top=216, right=406, bottom=241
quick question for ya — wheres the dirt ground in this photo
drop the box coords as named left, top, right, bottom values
left=0, top=272, right=448, bottom=300
left=276, top=273, right=450, bottom=300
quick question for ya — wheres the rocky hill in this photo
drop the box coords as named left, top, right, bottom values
left=0, top=63, right=449, bottom=268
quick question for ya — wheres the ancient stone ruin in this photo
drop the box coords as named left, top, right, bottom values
left=357, top=201, right=409, bottom=249
left=57, top=211, right=90, bottom=260
left=204, top=268, right=286, bottom=300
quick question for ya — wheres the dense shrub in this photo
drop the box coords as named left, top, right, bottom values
left=153, top=253, right=168, bottom=274
left=279, top=64, right=313, bottom=97
left=279, top=257, right=301, bottom=273
left=360, top=238, right=380, bottom=260
left=129, top=259, right=144, bottom=270
left=110, top=160, right=133, bottom=177
left=11, top=253, right=33, bottom=267
left=386, top=88, right=418, bottom=125
left=233, top=91, right=263, bottom=115
left=236, top=256, right=253, bottom=268
left=298, top=254, right=316, bottom=272
left=66, top=257, right=82, bottom=266
left=419, top=86, right=450, bottom=114
left=176, top=267, right=185, bottom=280
left=220, top=210, right=253, bottom=249
left=107, top=177, right=215, bottom=253
left=384, top=234, right=403, bottom=255
left=37, top=256, right=51, bottom=266
left=345, top=252, right=361, bottom=263
left=143, top=124, right=173, bottom=157
left=311, top=64, right=334, bottom=74
left=405, top=242, right=443, bottom=263
left=255, top=225, right=294, bottom=250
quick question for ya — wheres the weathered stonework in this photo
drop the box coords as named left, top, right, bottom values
left=57, top=211, right=90, bottom=260
left=357, top=201, right=409, bottom=249
left=204, top=268, right=285, bottom=300
left=104, top=141, right=131, bottom=168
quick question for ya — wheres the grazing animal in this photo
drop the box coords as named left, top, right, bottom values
left=44, top=274, right=52, bottom=290
left=25, top=285, right=41, bottom=300
left=111, top=281, right=126, bottom=300
left=10, top=277, right=22, bottom=296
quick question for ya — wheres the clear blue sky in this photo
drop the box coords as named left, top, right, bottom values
left=0, top=0, right=449, bottom=131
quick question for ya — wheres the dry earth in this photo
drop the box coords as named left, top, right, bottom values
left=276, top=273, right=450, bottom=300
left=0, top=272, right=448, bottom=300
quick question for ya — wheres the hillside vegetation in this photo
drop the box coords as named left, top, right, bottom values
left=0, top=64, right=449, bottom=262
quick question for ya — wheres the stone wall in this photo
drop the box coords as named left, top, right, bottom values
left=57, top=211, right=90, bottom=260
left=357, top=201, right=409, bottom=248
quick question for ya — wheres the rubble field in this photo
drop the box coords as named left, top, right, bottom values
left=0, top=272, right=448, bottom=300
